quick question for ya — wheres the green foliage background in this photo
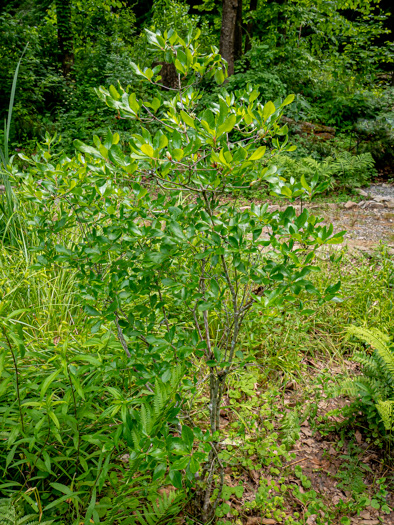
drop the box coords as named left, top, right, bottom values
left=0, top=1, right=394, bottom=524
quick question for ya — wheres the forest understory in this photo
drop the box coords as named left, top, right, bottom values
left=1, top=1, right=394, bottom=524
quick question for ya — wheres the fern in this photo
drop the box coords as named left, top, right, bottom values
left=376, top=400, right=394, bottom=431
left=0, top=499, right=54, bottom=525
left=135, top=490, right=183, bottom=525
left=347, top=326, right=391, bottom=354
left=103, top=488, right=185, bottom=525
left=275, top=151, right=376, bottom=187
left=336, top=326, right=394, bottom=434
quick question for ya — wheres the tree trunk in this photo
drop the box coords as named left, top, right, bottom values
left=244, top=0, right=258, bottom=54
left=220, top=0, right=240, bottom=76
left=55, top=0, right=74, bottom=77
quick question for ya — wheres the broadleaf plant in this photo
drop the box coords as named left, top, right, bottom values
left=19, top=28, right=344, bottom=521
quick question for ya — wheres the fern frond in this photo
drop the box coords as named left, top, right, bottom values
left=335, top=378, right=360, bottom=397
left=374, top=345, right=394, bottom=381
left=353, top=376, right=384, bottom=398
left=140, top=403, right=153, bottom=434
left=353, top=351, right=379, bottom=376
left=170, top=365, right=183, bottom=390
left=136, top=490, right=183, bottom=525
left=0, top=499, right=54, bottom=525
left=347, top=326, right=391, bottom=353
left=348, top=326, right=394, bottom=387
left=376, top=400, right=394, bottom=431
left=336, top=376, right=385, bottom=399
left=153, top=381, right=167, bottom=419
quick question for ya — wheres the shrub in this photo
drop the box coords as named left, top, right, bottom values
left=13, top=28, right=343, bottom=521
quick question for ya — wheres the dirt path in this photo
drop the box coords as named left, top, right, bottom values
left=322, top=184, right=394, bottom=254
left=255, top=183, right=394, bottom=255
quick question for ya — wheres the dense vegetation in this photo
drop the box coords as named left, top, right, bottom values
left=0, top=1, right=393, bottom=524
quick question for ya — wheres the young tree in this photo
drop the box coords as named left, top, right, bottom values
left=21, top=28, right=343, bottom=521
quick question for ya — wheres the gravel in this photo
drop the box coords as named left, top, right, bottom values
left=364, top=183, right=394, bottom=200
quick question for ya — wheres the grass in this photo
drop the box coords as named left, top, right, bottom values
left=0, top=247, right=84, bottom=343
left=0, top=45, right=29, bottom=255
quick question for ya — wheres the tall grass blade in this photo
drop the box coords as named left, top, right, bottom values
left=0, top=43, right=29, bottom=255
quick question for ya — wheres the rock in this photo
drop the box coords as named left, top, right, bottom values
left=358, top=201, right=366, bottom=208
left=387, top=201, right=394, bottom=209
left=344, top=201, right=358, bottom=209
left=356, top=189, right=370, bottom=197
left=359, top=520, right=379, bottom=525
left=306, top=516, right=317, bottom=525
left=359, top=511, right=371, bottom=519
left=365, top=201, right=384, bottom=209
left=372, top=195, right=385, bottom=202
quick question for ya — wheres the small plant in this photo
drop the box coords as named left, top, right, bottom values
left=0, top=497, right=54, bottom=525
left=336, top=326, right=394, bottom=434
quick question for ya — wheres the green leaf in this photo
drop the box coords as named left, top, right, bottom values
left=249, top=146, right=266, bottom=161
left=85, top=305, right=100, bottom=317
left=282, top=94, right=295, bottom=106
left=217, top=114, right=236, bottom=137
left=281, top=186, right=292, bottom=198
left=151, top=97, right=161, bottom=112
left=172, top=148, right=184, bottom=161
left=153, top=463, right=167, bottom=480
left=40, top=369, right=62, bottom=399
left=109, top=85, right=120, bottom=100
left=0, top=351, right=5, bottom=378
left=180, top=110, right=196, bottom=129
left=300, top=175, right=311, bottom=192
left=140, top=144, right=154, bottom=157
left=171, top=456, right=189, bottom=470
left=181, top=425, right=194, bottom=449
left=168, top=221, right=186, bottom=241
left=189, top=455, right=200, bottom=474
left=74, top=140, right=102, bottom=158
left=50, top=482, right=73, bottom=496
left=214, top=69, right=225, bottom=85
left=169, top=470, right=182, bottom=489
left=109, top=145, right=126, bottom=166
left=263, top=101, right=276, bottom=120
left=210, top=279, right=220, bottom=297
